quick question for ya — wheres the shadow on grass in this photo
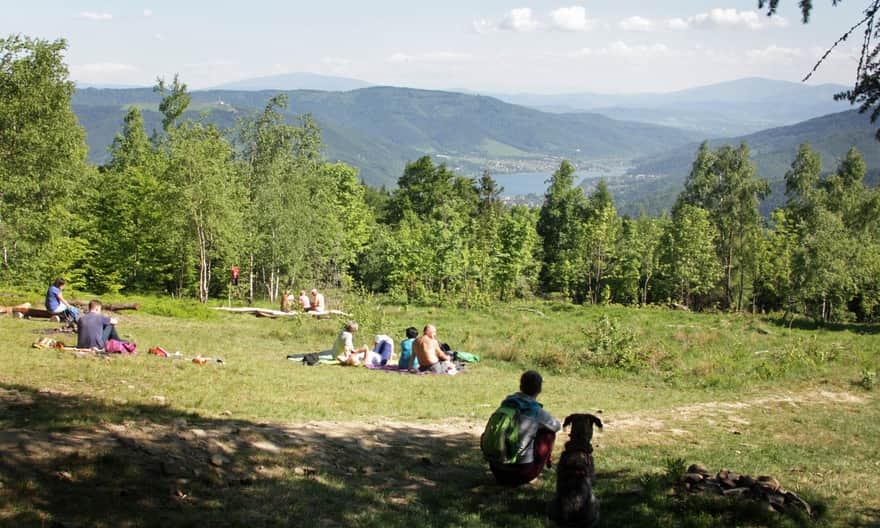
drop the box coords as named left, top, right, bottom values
left=0, top=383, right=830, bottom=528
left=769, top=316, right=880, bottom=335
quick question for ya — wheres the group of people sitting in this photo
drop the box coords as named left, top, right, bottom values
left=46, top=277, right=129, bottom=351
left=332, top=321, right=456, bottom=373
left=281, top=288, right=326, bottom=313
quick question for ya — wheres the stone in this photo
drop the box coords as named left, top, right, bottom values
left=683, top=472, right=705, bottom=484
left=210, top=454, right=229, bottom=467
left=755, top=475, right=780, bottom=492
left=171, top=418, right=188, bottom=429
left=687, top=463, right=711, bottom=476
left=191, top=428, right=208, bottom=439
left=722, top=487, right=751, bottom=496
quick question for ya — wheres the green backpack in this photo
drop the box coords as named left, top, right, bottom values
left=480, top=405, right=520, bottom=464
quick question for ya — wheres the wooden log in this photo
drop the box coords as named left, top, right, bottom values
left=70, top=301, right=140, bottom=311
left=18, top=307, right=60, bottom=320
left=214, top=307, right=352, bottom=317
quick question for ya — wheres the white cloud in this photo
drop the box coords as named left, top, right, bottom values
left=388, top=52, right=473, bottom=63
left=143, top=9, right=153, bottom=17
left=78, top=11, right=112, bottom=21
left=499, top=8, right=540, bottom=32
left=676, top=9, right=788, bottom=30
left=619, top=15, right=655, bottom=32
left=746, top=45, right=803, bottom=62
left=667, top=18, right=690, bottom=31
left=153, top=33, right=164, bottom=41
left=568, top=41, right=672, bottom=59
left=549, top=6, right=597, bottom=32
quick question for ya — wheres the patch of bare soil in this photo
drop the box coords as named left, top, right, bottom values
left=0, top=386, right=870, bottom=525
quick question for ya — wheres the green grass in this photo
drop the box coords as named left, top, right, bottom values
left=1, top=295, right=878, bottom=527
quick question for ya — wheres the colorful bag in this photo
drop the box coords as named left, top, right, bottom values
left=105, top=339, right=137, bottom=354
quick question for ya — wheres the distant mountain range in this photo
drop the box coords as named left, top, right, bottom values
left=489, top=78, right=852, bottom=137
left=209, top=72, right=373, bottom=92
left=71, top=86, right=700, bottom=188
left=593, top=109, right=880, bottom=216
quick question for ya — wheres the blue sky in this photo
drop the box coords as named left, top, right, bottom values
left=2, top=1, right=871, bottom=93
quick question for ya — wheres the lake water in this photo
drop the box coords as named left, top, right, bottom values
left=493, top=167, right=628, bottom=197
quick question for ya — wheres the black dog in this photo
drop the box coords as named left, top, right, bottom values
left=549, top=413, right=603, bottom=527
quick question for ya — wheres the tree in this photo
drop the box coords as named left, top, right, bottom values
left=579, top=180, right=620, bottom=304
left=153, top=74, right=191, bottom=132
left=90, top=107, right=174, bottom=292
left=164, top=121, right=243, bottom=302
left=537, top=160, right=588, bottom=297
left=662, top=205, right=722, bottom=308
left=675, top=143, right=769, bottom=309
left=759, top=1, right=880, bottom=139
left=0, top=35, right=91, bottom=285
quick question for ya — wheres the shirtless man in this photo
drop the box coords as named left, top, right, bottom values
left=408, top=324, right=453, bottom=373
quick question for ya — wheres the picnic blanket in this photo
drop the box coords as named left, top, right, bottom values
left=364, top=364, right=466, bottom=375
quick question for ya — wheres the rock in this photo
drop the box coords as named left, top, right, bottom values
left=171, top=418, right=188, bottom=429
left=221, top=410, right=232, bottom=416
left=683, top=472, right=705, bottom=484
left=687, top=463, right=711, bottom=477
left=210, top=454, right=229, bottom=467
left=191, top=428, right=207, bottom=439
left=784, top=491, right=812, bottom=516
left=152, top=395, right=167, bottom=405
left=54, top=471, right=74, bottom=482
left=736, top=475, right=756, bottom=488
left=293, top=466, right=317, bottom=477
left=718, top=477, right=738, bottom=489
left=722, top=487, right=751, bottom=496
left=756, top=475, right=780, bottom=492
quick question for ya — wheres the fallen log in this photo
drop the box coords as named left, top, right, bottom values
left=214, top=307, right=352, bottom=317
left=70, top=301, right=140, bottom=311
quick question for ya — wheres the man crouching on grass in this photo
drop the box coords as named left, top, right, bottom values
left=489, top=370, right=561, bottom=486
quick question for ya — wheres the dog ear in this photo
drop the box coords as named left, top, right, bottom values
left=563, top=415, right=573, bottom=430
left=590, top=414, right=603, bottom=429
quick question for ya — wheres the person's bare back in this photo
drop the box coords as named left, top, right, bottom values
left=410, top=324, right=451, bottom=371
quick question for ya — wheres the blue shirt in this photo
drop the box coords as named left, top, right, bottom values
left=398, top=337, right=418, bottom=369
left=46, top=285, right=62, bottom=312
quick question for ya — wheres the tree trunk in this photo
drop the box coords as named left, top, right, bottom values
left=248, top=253, right=254, bottom=305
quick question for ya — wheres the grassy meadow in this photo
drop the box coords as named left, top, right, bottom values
left=1, top=292, right=878, bottom=527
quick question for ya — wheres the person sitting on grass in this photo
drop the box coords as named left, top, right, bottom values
left=310, top=288, right=326, bottom=313
left=397, top=327, right=419, bottom=369
left=487, top=370, right=561, bottom=487
left=408, top=324, right=453, bottom=373
left=77, top=300, right=128, bottom=350
left=297, top=290, right=311, bottom=311
left=45, top=277, right=80, bottom=323
left=333, top=321, right=371, bottom=365
left=369, top=334, right=394, bottom=366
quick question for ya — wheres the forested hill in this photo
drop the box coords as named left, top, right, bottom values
left=71, top=86, right=701, bottom=188
left=605, top=109, right=880, bottom=216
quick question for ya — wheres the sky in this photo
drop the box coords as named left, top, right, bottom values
left=2, top=1, right=873, bottom=94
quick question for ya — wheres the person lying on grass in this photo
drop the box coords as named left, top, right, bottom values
left=487, top=370, right=561, bottom=487
left=77, top=300, right=129, bottom=350
left=408, top=324, right=454, bottom=373
left=333, top=321, right=371, bottom=365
